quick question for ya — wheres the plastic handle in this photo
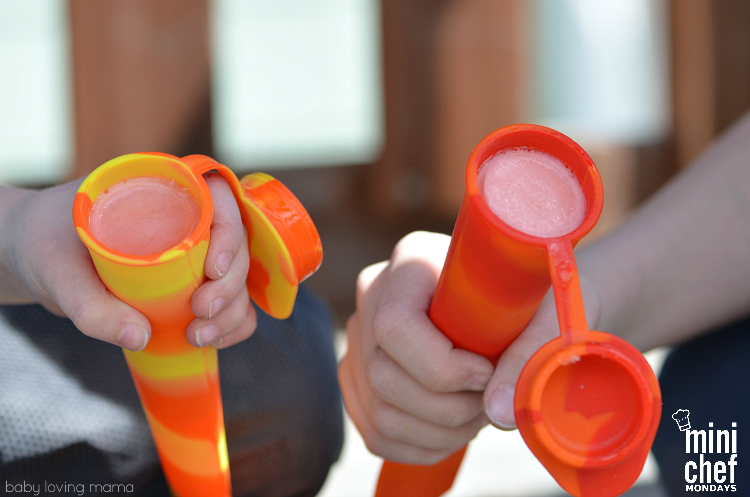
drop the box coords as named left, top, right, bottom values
left=546, top=240, right=589, bottom=344
left=182, top=154, right=322, bottom=319
left=375, top=448, right=466, bottom=497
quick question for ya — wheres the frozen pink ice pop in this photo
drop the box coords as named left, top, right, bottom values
left=477, top=148, right=586, bottom=238
left=89, top=176, right=201, bottom=256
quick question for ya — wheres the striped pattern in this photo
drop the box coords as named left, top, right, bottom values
left=73, top=153, right=322, bottom=497
left=374, top=126, right=659, bottom=497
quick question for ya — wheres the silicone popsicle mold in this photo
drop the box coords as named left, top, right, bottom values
left=374, top=125, right=660, bottom=497
left=73, top=153, right=322, bottom=497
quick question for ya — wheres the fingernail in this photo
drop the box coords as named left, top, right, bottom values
left=196, top=325, right=220, bottom=347
left=464, top=375, right=491, bottom=391
left=214, top=253, right=232, bottom=277
left=117, top=324, right=148, bottom=352
left=486, top=385, right=517, bottom=430
left=208, top=297, right=225, bottom=320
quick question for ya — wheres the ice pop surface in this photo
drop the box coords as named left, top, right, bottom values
left=477, top=148, right=586, bottom=238
left=89, top=176, right=201, bottom=256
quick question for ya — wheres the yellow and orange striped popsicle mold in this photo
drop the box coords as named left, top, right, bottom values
left=73, top=152, right=322, bottom=497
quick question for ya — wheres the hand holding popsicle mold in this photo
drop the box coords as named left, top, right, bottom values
left=348, top=125, right=666, bottom=497
left=339, top=230, right=602, bottom=461
left=339, top=231, right=493, bottom=464
left=343, top=113, right=750, bottom=496
left=0, top=174, right=255, bottom=351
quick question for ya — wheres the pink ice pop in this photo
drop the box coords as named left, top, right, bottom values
left=477, top=148, right=586, bottom=238
left=89, top=176, right=201, bottom=256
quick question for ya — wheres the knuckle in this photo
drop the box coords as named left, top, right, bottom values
left=211, top=213, right=243, bottom=247
left=337, top=358, right=349, bottom=385
left=361, top=432, right=389, bottom=459
left=439, top=403, right=479, bottom=429
left=345, top=313, right=358, bottom=336
left=370, top=301, right=404, bottom=346
left=224, top=297, right=248, bottom=328
left=191, top=292, right=209, bottom=320
left=228, top=318, right=254, bottom=346
left=214, top=332, right=233, bottom=349
left=504, top=345, right=535, bottom=379
left=237, top=240, right=250, bottom=273
left=235, top=291, right=250, bottom=317
left=355, top=267, right=371, bottom=293
left=68, top=298, right=109, bottom=339
left=244, top=305, right=257, bottom=331
left=441, top=414, right=464, bottom=429
left=355, top=262, right=386, bottom=304
left=421, top=364, right=454, bottom=393
left=338, top=357, right=360, bottom=408
left=370, top=405, right=400, bottom=440
left=366, top=354, right=397, bottom=402
left=392, top=231, right=421, bottom=258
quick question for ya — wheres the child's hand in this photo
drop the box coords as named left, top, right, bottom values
left=0, top=174, right=254, bottom=351
left=338, top=230, right=602, bottom=464
left=338, top=231, right=494, bottom=464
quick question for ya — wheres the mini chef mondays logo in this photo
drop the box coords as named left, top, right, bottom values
left=672, top=409, right=739, bottom=492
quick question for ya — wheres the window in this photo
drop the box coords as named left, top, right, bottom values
left=0, top=0, right=72, bottom=185
left=211, top=0, right=384, bottom=169
left=532, top=0, right=670, bottom=144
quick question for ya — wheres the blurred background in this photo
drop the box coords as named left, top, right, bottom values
left=2, top=0, right=750, bottom=495
left=3, top=0, right=750, bottom=324
left=3, top=0, right=750, bottom=325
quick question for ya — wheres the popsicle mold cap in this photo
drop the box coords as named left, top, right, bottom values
left=520, top=337, right=656, bottom=469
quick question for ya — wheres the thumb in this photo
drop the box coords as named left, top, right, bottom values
left=483, top=275, right=602, bottom=429
left=483, top=291, right=560, bottom=430
left=50, top=246, right=152, bottom=351
left=9, top=179, right=151, bottom=351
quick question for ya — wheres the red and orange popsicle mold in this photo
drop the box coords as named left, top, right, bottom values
left=73, top=152, right=322, bottom=497
left=375, top=125, right=661, bottom=497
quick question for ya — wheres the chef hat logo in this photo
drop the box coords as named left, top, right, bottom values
left=672, top=409, right=691, bottom=431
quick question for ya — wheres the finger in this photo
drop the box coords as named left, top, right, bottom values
left=350, top=262, right=389, bottom=365
left=40, top=300, right=65, bottom=317
left=363, top=391, right=486, bottom=451
left=339, top=354, right=457, bottom=465
left=26, top=185, right=152, bottom=351
left=192, top=173, right=250, bottom=320
left=191, top=231, right=249, bottom=320
left=371, top=232, right=494, bottom=392
left=483, top=290, right=560, bottom=430
left=356, top=261, right=389, bottom=311
left=51, top=246, right=151, bottom=351
left=347, top=317, right=488, bottom=452
left=187, top=286, right=255, bottom=347
left=202, top=173, right=243, bottom=280
left=344, top=264, right=389, bottom=405
left=367, top=346, right=485, bottom=427
left=212, top=309, right=257, bottom=349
